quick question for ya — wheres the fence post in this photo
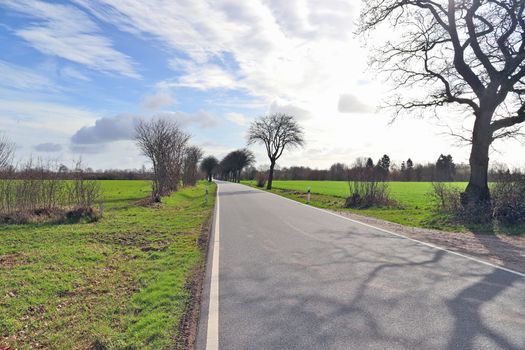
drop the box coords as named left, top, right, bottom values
left=307, top=185, right=311, bottom=205
left=205, top=185, right=209, bottom=204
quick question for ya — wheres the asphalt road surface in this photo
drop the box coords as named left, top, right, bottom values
left=197, top=181, right=525, bottom=350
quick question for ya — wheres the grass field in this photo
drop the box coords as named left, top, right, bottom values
left=242, top=180, right=493, bottom=232
left=267, top=180, right=466, bottom=208
left=0, top=180, right=215, bottom=349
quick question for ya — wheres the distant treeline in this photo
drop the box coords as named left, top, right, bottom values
left=0, top=166, right=153, bottom=181
left=242, top=154, right=523, bottom=182
left=2, top=153, right=521, bottom=184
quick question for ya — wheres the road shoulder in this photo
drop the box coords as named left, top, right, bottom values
left=178, top=185, right=217, bottom=350
left=330, top=209, right=525, bottom=274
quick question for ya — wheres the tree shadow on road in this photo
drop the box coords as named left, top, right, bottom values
left=444, top=225, right=525, bottom=350
left=220, top=227, right=525, bottom=349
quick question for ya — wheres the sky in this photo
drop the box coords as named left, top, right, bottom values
left=0, top=0, right=523, bottom=171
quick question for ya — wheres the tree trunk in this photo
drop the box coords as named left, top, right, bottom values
left=462, top=115, right=492, bottom=207
left=267, top=161, right=275, bottom=190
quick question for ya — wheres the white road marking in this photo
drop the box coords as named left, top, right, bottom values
left=248, top=184, right=525, bottom=279
left=206, top=183, right=220, bottom=350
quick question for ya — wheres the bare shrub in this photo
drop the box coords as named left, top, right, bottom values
left=430, top=182, right=462, bottom=213
left=255, top=171, right=267, bottom=188
left=0, top=135, right=15, bottom=170
left=345, top=166, right=391, bottom=208
left=0, top=159, right=102, bottom=224
left=431, top=182, right=492, bottom=224
left=135, top=118, right=190, bottom=201
left=68, top=162, right=102, bottom=208
left=182, top=146, right=203, bottom=187
left=345, top=181, right=391, bottom=208
left=492, top=174, right=525, bottom=226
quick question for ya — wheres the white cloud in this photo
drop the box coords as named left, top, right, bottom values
left=3, top=0, right=139, bottom=78
left=160, top=58, right=239, bottom=90
left=269, top=100, right=312, bottom=120
left=71, top=114, right=138, bottom=145
left=338, top=94, right=374, bottom=114
left=141, top=92, right=174, bottom=110
left=71, top=114, right=138, bottom=144
left=71, top=111, right=219, bottom=146
left=226, top=112, right=249, bottom=126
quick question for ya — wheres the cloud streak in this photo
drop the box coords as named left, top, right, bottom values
left=157, top=111, right=219, bottom=129
left=3, top=0, right=139, bottom=78
left=0, top=99, right=98, bottom=134
left=34, top=142, right=62, bottom=152
left=0, top=60, right=55, bottom=91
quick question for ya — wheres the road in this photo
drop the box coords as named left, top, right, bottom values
left=197, top=181, right=525, bottom=350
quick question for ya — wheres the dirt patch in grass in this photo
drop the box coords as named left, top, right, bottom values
left=0, top=253, right=25, bottom=268
left=333, top=210, right=525, bottom=274
left=174, top=205, right=214, bottom=350
left=0, top=207, right=101, bottom=225
left=135, top=196, right=163, bottom=208
left=91, top=231, right=171, bottom=249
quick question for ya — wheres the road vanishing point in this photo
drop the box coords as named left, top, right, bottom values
left=197, top=181, right=525, bottom=350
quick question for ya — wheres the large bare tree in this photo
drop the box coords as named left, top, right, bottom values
left=135, top=118, right=190, bottom=201
left=360, top=0, right=525, bottom=207
left=247, top=113, right=304, bottom=189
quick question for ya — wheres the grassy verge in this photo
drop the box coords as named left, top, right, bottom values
left=242, top=180, right=524, bottom=235
left=0, top=180, right=216, bottom=349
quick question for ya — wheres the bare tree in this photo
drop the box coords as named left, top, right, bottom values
left=0, top=135, right=15, bottom=171
left=247, top=113, right=304, bottom=189
left=135, top=118, right=190, bottom=201
left=200, top=155, right=219, bottom=182
left=360, top=0, right=525, bottom=208
left=182, top=145, right=203, bottom=187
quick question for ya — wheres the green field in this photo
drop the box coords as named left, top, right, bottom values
left=243, top=180, right=470, bottom=231
left=0, top=180, right=215, bottom=349
left=270, top=180, right=466, bottom=207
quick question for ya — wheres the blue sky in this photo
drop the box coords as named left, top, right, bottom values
left=0, top=0, right=523, bottom=170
